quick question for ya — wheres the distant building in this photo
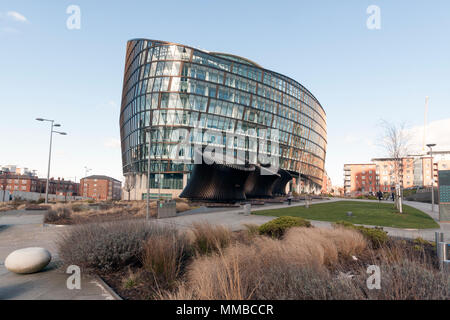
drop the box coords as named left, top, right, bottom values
left=80, top=175, right=122, bottom=201
left=344, top=153, right=450, bottom=195
left=343, top=164, right=377, bottom=195
left=321, top=171, right=332, bottom=194
left=0, top=165, right=37, bottom=177
left=38, top=178, right=79, bottom=197
left=0, top=173, right=78, bottom=196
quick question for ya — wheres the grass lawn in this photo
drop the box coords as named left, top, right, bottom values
left=253, top=201, right=439, bottom=229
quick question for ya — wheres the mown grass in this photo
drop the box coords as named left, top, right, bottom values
left=253, top=201, right=439, bottom=229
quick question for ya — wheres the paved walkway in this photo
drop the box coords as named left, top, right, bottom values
left=0, top=198, right=447, bottom=300
left=0, top=210, right=117, bottom=300
left=156, top=198, right=449, bottom=242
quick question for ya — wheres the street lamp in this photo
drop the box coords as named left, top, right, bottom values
left=145, top=127, right=152, bottom=220
left=36, top=118, right=67, bottom=203
left=427, top=143, right=436, bottom=212
left=84, top=166, right=92, bottom=178
left=83, top=167, right=92, bottom=198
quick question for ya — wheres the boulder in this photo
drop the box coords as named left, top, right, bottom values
left=5, top=247, right=51, bottom=274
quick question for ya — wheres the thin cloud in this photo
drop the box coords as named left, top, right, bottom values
left=6, top=11, right=28, bottom=23
left=0, top=26, right=19, bottom=34
left=407, top=118, right=450, bottom=152
left=104, top=138, right=121, bottom=149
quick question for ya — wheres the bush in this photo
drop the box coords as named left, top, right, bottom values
left=176, top=202, right=191, bottom=213
left=142, top=231, right=191, bottom=287
left=58, top=220, right=172, bottom=272
left=258, top=216, right=311, bottom=238
left=71, top=203, right=87, bottom=212
left=191, top=222, right=232, bottom=255
left=44, top=205, right=72, bottom=223
left=161, top=227, right=368, bottom=300
left=414, top=237, right=434, bottom=247
left=361, top=259, right=450, bottom=300
left=334, top=221, right=388, bottom=248
left=243, top=224, right=259, bottom=237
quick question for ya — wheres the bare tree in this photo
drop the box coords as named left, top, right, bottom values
left=378, top=120, right=411, bottom=213
left=0, top=172, right=8, bottom=202
left=124, top=173, right=136, bottom=201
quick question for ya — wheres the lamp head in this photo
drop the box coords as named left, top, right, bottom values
left=426, top=144, right=436, bottom=148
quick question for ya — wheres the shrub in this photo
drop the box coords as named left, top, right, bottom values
left=71, top=203, right=87, bottom=212
left=190, top=222, right=232, bottom=255
left=360, top=259, right=450, bottom=300
left=334, top=221, right=388, bottom=248
left=176, top=202, right=191, bottom=213
left=142, top=231, right=191, bottom=287
left=414, top=237, right=434, bottom=247
left=359, top=227, right=388, bottom=248
left=258, top=216, right=311, bottom=238
left=160, top=227, right=368, bottom=300
left=44, top=205, right=72, bottom=223
left=243, top=224, right=259, bottom=237
left=122, top=267, right=143, bottom=289
left=58, top=220, right=172, bottom=272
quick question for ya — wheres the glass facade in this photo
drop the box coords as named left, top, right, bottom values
left=120, top=39, right=327, bottom=191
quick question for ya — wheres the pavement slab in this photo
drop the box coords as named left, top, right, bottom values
left=0, top=210, right=117, bottom=300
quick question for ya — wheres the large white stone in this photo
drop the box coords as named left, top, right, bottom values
left=5, top=247, right=51, bottom=274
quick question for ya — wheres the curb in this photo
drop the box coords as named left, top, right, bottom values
left=95, top=275, right=123, bottom=300
left=42, top=223, right=68, bottom=228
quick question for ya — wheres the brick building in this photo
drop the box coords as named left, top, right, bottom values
left=0, top=173, right=78, bottom=197
left=0, top=173, right=41, bottom=193
left=37, top=178, right=80, bottom=197
left=321, top=171, right=332, bottom=194
left=344, top=155, right=450, bottom=195
left=343, top=164, right=377, bottom=195
left=80, top=175, right=122, bottom=201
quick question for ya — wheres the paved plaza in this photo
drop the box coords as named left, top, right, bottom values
left=0, top=198, right=448, bottom=300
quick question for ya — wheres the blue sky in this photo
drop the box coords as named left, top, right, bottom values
left=0, top=0, right=449, bottom=185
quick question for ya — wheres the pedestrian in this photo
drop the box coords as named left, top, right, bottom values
left=391, top=192, right=395, bottom=202
left=377, top=190, right=382, bottom=202
left=287, top=192, right=293, bottom=205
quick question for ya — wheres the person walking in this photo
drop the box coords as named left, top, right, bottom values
left=377, top=190, right=383, bottom=202
left=391, top=192, right=395, bottom=202
left=287, top=192, right=293, bottom=205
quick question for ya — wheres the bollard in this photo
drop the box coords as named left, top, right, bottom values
left=244, top=204, right=251, bottom=216
left=437, top=242, right=448, bottom=270
left=435, top=232, right=444, bottom=247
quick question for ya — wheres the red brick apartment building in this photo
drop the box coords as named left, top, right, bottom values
left=321, top=171, right=332, bottom=194
left=0, top=172, right=78, bottom=196
left=343, top=164, right=377, bottom=195
left=80, top=175, right=122, bottom=201
left=344, top=156, right=448, bottom=195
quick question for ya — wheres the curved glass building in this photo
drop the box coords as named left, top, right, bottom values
left=120, top=39, right=327, bottom=200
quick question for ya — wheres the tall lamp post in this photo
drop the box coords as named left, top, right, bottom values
left=426, top=143, right=436, bottom=212
left=36, top=118, right=67, bottom=204
left=145, top=127, right=152, bottom=220
left=83, top=167, right=91, bottom=198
